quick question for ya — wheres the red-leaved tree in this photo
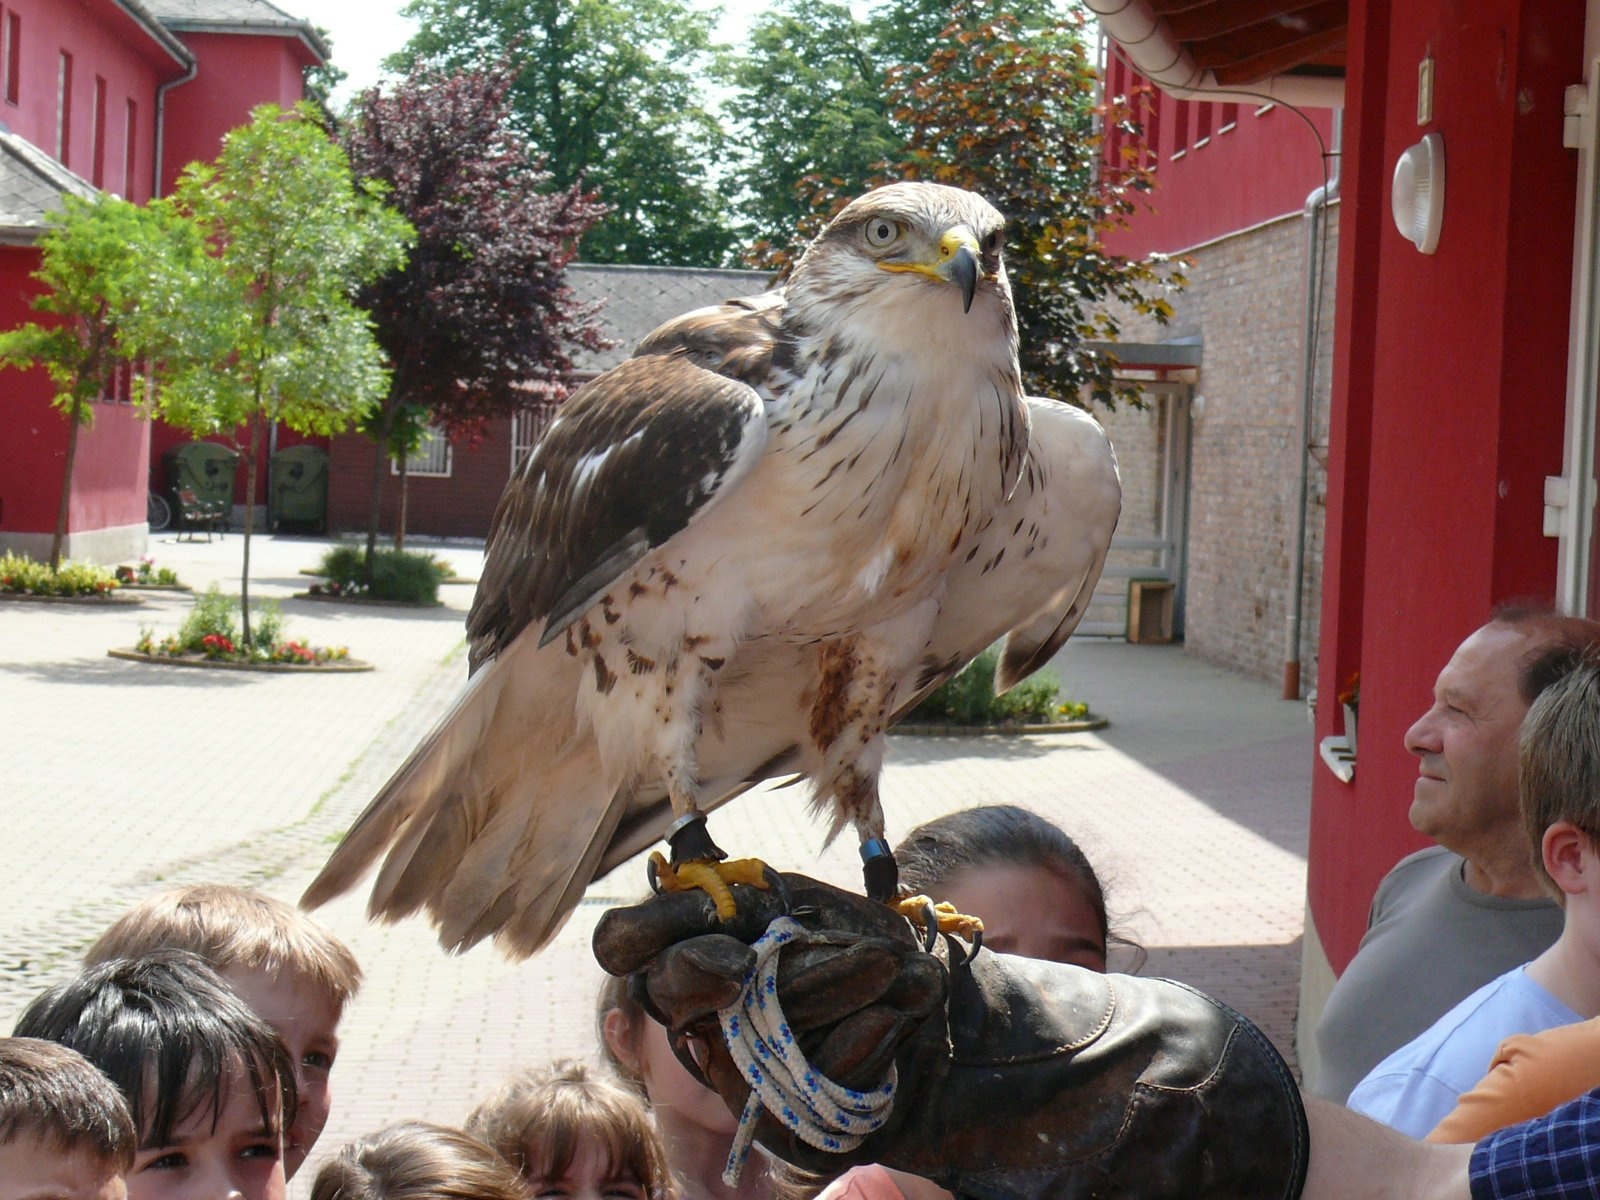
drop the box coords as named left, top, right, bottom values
left=342, top=62, right=609, bottom=557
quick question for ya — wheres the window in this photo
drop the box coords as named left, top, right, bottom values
left=1170, top=98, right=1190, bottom=158
left=56, top=51, right=71, bottom=164
left=393, top=425, right=452, bottom=477
left=91, top=76, right=106, bottom=187
left=124, top=99, right=137, bottom=198
left=1219, top=102, right=1240, bottom=134
left=511, top=404, right=558, bottom=471
left=1194, top=102, right=1213, bottom=148
left=3, top=12, right=18, bottom=106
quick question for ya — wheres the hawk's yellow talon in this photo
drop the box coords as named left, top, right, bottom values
left=894, top=894, right=985, bottom=940
left=649, top=851, right=770, bottom=920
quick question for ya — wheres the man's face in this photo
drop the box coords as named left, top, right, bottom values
left=220, top=967, right=341, bottom=1182
left=0, top=1137, right=125, bottom=1200
left=1404, top=623, right=1533, bottom=854
left=128, top=1067, right=285, bottom=1200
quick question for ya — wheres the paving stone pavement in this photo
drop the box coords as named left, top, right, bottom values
left=0, top=533, right=1312, bottom=1195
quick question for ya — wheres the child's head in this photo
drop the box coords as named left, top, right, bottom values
left=597, top=972, right=738, bottom=1139
left=467, top=1059, right=672, bottom=1200
left=84, top=883, right=361, bottom=1177
left=894, top=804, right=1139, bottom=970
left=0, top=1037, right=134, bottom=1200
left=1520, top=655, right=1600, bottom=899
left=14, top=950, right=296, bottom=1200
left=309, top=1121, right=529, bottom=1200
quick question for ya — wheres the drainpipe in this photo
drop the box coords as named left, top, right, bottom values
left=1284, top=109, right=1343, bottom=700
left=153, top=60, right=198, bottom=199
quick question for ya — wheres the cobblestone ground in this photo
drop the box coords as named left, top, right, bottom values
left=0, top=533, right=1311, bottom=1195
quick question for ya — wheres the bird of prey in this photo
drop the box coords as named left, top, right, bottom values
left=303, top=182, right=1121, bottom=958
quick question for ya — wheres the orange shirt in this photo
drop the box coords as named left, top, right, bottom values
left=1427, top=1017, right=1600, bottom=1143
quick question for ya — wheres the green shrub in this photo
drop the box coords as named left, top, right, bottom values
left=0, top=552, right=118, bottom=596
left=312, top=545, right=447, bottom=604
left=907, top=644, right=1080, bottom=726
left=177, top=585, right=241, bottom=650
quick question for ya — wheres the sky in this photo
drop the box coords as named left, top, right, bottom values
left=311, top=0, right=775, bottom=107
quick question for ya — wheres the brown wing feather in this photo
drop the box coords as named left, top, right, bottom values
left=467, top=353, right=767, bottom=670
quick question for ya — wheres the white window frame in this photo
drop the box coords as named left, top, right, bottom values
left=511, top=404, right=558, bottom=471
left=393, top=425, right=452, bottom=478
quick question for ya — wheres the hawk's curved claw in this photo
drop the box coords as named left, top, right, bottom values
left=647, top=851, right=770, bottom=920
left=893, top=894, right=985, bottom=946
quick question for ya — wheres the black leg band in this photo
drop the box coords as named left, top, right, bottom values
left=860, top=837, right=899, bottom=902
left=665, top=811, right=726, bottom=865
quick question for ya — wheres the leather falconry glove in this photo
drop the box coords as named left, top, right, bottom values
left=593, top=871, right=1308, bottom=1200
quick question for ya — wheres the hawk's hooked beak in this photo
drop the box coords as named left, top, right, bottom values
left=941, top=231, right=980, bottom=314
left=880, top=228, right=982, bottom=313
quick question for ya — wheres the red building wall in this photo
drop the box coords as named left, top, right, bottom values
left=1309, top=0, right=1581, bottom=970
left=0, top=249, right=148, bottom=539
left=1102, top=54, right=1337, bottom=257
left=1, top=0, right=177, bottom=202
left=158, top=31, right=315, bottom=194
left=327, top=423, right=516, bottom=541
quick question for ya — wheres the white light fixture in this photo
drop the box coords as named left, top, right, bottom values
left=1392, top=132, right=1445, bottom=254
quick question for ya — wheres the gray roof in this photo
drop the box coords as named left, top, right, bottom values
left=141, top=0, right=330, bottom=62
left=0, top=131, right=98, bottom=245
left=567, top=263, right=774, bottom=373
left=109, top=0, right=195, bottom=66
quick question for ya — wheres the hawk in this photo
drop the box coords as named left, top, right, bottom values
left=303, top=183, right=1121, bottom=957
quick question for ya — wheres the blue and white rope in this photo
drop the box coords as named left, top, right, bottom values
left=718, top=916, right=898, bottom=1185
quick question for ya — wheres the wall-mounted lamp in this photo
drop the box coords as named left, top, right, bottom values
left=1392, top=132, right=1445, bottom=254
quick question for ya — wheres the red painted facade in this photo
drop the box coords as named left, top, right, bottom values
left=158, top=30, right=319, bottom=196
left=1102, top=51, right=1337, bottom=256
left=0, top=0, right=179, bottom=202
left=0, top=0, right=320, bottom=557
left=1308, top=0, right=1580, bottom=970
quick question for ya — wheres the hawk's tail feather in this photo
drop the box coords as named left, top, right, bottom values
left=300, top=664, right=508, bottom=913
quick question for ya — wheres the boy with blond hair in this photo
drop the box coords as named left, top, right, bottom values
left=0, top=1036, right=134, bottom=1200
left=83, top=882, right=362, bottom=1180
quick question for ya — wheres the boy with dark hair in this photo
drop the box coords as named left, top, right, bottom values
left=15, top=950, right=296, bottom=1200
left=84, top=882, right=362, bottom=1179
left=0, top=1036, right=134, bottom=1200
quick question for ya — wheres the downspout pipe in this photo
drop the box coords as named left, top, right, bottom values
left=1085, top=0, right=1344, bottom=110
left=1284, top=108, right=1343, bottom=699
left=153, top=60, right=198, bottom=199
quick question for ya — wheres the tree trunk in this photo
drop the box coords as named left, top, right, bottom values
left=240, top=411, right=262, bottom=648
left=395, top=454, right=409, bottom=553
left=365, top=403, right=395, bottom=589
left=50, top=397, right=86, bottom=572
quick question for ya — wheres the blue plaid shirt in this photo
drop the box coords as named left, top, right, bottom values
left=1471, top=1087, right=1600, bottom=1198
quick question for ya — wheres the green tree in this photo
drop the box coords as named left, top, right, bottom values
left=727, top=0, right=899, bottom=258
left=149, top=104, right=413, bottom=645
left=392, top=0, right=736, bottom=265
left=766, top=7, right=1179, bottom=404
left=0, top=195, right=201, bottom=569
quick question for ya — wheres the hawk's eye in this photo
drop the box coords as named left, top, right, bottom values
left=864, top=219, right=903, bottom=248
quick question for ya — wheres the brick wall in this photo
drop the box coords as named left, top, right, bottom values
left=1105, top=207, right=1339, bottom=684
left=327, top=417, right=517, bottom=541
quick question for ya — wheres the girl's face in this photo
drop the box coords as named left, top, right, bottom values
left=527, top=1136, right=649, bottom=1200
left=128, top=1069, right=286, bottom=1200
left=605, top=1007, right=738, bottom=1137
left=937, top=863, right=1108, bottom=970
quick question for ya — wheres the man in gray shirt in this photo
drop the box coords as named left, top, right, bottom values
left=1311, top=612, right=1600, bottom=1102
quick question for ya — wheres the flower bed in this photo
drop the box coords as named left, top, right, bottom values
left=113, top=585, right=370, bottom=672
left=1, top=551, right=128, bottom=599
left=113, top=556, right=190, bottom=591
